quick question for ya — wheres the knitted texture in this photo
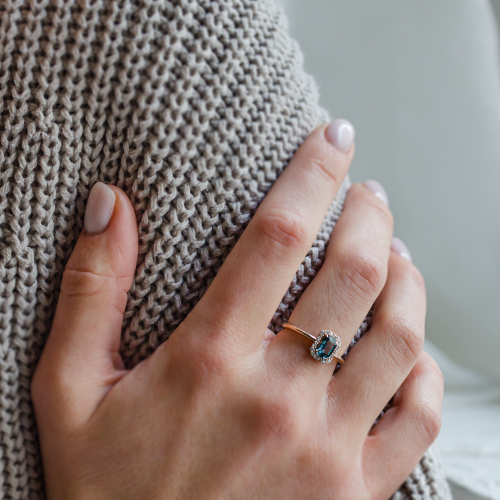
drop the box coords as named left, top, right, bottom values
left=0, top=0, right=450, bottom=498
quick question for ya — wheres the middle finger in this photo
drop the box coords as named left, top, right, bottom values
left=184, top=122, right=354, bottom=354
left=267, top=183, right=394, bottom=389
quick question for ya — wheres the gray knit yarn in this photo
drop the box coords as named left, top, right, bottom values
left=0, top=0, right=450, bottom=498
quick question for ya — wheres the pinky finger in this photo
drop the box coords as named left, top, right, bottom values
left=362, top=351, right=444, bottom=500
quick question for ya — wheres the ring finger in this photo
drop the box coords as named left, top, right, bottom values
left=267, top=182, right=394, bottom=390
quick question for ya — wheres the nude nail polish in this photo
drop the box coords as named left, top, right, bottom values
left=391, top=237, right=412, bottom=262
left=325, top=119, right=355, bottom=154
left=84, top=182, right=116, bottom=234
left=364, top=180, right=389, bottom=206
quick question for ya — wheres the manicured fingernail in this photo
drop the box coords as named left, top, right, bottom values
left=364, top=180, right=389, bottom=206
left=391, top=237, right=412, bottom=262
left=84, top=182, right=116, bottom=234
left=325, top=119, right=355, bottom=154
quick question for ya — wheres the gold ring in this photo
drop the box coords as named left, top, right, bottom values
left=283, top=323, right=345, bottom=365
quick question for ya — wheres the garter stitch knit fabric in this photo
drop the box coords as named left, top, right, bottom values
left=0, top=0, right=451, bottom=498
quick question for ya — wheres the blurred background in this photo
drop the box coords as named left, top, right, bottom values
left=274, top=1, right=500, bottom=498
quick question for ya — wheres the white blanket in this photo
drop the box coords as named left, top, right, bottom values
left=428, top=341, right=500, bottom=499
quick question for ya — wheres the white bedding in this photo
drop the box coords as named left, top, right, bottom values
left=427, top=341, right=500, bottom=499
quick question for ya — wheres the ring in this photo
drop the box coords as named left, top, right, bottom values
left=282, top=323, right=345, bottom=365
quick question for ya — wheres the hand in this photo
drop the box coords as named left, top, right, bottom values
left=32, top=121, right=443, bottom=500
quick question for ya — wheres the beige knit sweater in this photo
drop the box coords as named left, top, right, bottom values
left=0, top=0, right=451, bottom=498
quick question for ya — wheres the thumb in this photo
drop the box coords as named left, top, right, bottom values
left=32, top=182, right=138, bottom=427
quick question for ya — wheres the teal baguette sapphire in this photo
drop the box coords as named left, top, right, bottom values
left=317, top=336, right=339, bottom=358
left=310, top=330, right=341, bottom=364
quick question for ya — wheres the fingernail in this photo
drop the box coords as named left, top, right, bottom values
left=325, top=119, right=355, bottom=154
left=84, top=182, right=116, bottom=234
left=391, top=237, right=412, bottom=262
left=363, top=180, right=389, bottom=206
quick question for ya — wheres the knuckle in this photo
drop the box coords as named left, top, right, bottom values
left=418, top=401, right=442, bottom=444
left=385, top=316, right=424, bottom=367
left=337, top=250, right=386, bottom=298
left=61, top=268, right=117, bottom=299
left=350, top=183, right=394, bottom=228
left=59, top=268, right=129, bottom=319
left=403, top=354, right=443, bottom=445
left=390, top=247, right=426, bottom=294
left=306, top=155, right=342, bottom=188
left=373, top=199, right=394, bottom=230
left=424, top=354, right=445, bottom=389
left=254, top=209, right=309, bottom=252
left=406, top=265, right=426, bottom=295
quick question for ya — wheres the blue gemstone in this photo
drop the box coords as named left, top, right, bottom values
left=316, top=335, right=338, bottom=359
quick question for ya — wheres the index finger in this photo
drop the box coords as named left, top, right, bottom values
left=187, top=120, right=355, bottom=354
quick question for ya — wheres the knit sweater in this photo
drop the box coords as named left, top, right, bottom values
left=0, top=0, right=451, bottom=498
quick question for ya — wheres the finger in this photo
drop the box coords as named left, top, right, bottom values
left=32, top=183, right=139, bottom=426
left=331, top=244, right=426, bottom=432
left=267, top=182, right=393, bottom=388
left=363, top=352, right=444, bottom=499
left=186, top=120, right=355, bottom=353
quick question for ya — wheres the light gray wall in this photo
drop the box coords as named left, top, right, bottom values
left=491, top=0, right=500, bottom=29
left=281, top=0, right=500, bottom=375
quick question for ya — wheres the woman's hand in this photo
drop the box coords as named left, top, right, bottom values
left=32, top=121, right=443, bottom=500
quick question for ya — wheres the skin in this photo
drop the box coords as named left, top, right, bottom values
left=31, top=124, right=444, bottom=500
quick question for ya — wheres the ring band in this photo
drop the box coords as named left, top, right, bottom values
left=283, top=323, right=345, bottom=365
